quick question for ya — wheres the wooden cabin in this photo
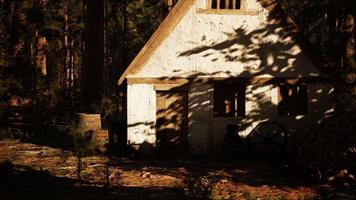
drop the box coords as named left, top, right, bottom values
left=118, top=0, right=334, bottom=156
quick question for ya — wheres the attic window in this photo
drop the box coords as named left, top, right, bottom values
left=210, top=0, right=241, bottom=9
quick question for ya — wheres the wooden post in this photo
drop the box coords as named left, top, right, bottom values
left=217, top=0, right=220, bottom=9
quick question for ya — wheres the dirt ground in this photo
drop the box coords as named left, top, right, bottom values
left=0, top=139, right=320, bottom=200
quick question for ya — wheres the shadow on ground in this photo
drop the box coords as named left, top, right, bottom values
left=0, top=162, right=185, bottom=200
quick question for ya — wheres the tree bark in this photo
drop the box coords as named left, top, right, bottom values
left=36, top=32, right=47, bottom=76
left=118, top=0, right=128, bottom=72
left=82, top=0, right=104, bottom=113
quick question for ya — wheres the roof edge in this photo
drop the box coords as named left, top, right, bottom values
left=118, top=0, right=197, bottom=85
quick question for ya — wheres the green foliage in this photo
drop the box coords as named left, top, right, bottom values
left=242, top=192, right=261, bottom=200
left=126, top=0, right=163, bottom=59
left=68, top=125, right=99, bottom=156
left=283, top=0, right=356, bottom=181
left=297, top=112, right=356, bottom=177
left=185, top=173, right=224, bottom=199
left=0, top=1, right=172, bottom=156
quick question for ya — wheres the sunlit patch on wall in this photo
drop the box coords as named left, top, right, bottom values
left=202, top=100, right=210, bottom=105
left=309, top=73, right=320, bottom=76
left=324, top=108, right=334, bottom=115
left=328, top=88, right=334, bottom=94
left=311, top=98, right=318, bottom=102
left=267, top=53, right=274, bottom=66
left=295, top=115, right=305, bottom=120
left=280, top=66, right=292, bottom=73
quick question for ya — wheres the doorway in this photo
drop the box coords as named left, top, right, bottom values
left=156, top=90, right=188, bottom=155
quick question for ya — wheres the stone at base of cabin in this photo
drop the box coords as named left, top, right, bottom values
left=92, top=129, right=109, bottom=153
left=77, top=113, right=102, bottom=133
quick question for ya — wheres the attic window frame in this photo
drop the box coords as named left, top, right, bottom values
left=208, top=0, right=243, bottom=10
left=199, top=0, right=259, bottom=15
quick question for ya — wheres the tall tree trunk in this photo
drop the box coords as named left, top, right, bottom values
left=10, top=2, right=23, bottom=58
left=36, top=31, right=47, bottom=76
left=82, top=0, right=104, bottom=112
left=335, top=0, right=356, bottom=113
left=70, top=39, right=74, bottom=88
left=64, top=1, right=71, bottom=89
left=342, top=0, right=356, bottom=85
left=122, top=0, right=128, bottom=69
left=103, top=0, right=108, bottom=96
left=73, top=41, right=80, bottom=88
left=343, top=15, right=355, bottom=69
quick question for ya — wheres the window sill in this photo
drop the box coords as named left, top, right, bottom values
left=196, top=9, right=260, bottom=15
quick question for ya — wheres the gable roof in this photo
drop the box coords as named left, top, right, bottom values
left=118, top=0, right=328, bottom=84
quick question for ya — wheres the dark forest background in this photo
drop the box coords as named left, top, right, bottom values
left=0, top=0, right=355, bottom=186
left=0, top=0, right=176, bottom=113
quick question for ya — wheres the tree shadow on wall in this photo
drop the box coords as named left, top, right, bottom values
left=127, top=0, right=334, bottom=159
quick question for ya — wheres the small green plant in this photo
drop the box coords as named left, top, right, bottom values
left=185, top=173, right=224, bottom=199
left=0, top=129, right=9, bottom=140
left=0, top=127, right=30, bottom=140
left=242, top=192, right=260, bottom=200
left=69, top=124, right=100, bottom=156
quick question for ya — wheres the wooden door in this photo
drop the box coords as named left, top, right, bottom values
left=156, top=91, right=188, bottom=155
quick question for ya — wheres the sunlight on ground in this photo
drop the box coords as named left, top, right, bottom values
left=0, top=140, right=319, bottom=200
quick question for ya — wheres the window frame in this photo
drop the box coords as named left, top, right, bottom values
left=277, top=82, right=308, bottom=117
left=213, top=83, right=246, bottom=118
left=208, top=0, right=244, bottom=10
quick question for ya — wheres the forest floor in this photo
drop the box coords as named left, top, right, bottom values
left=0, top=139, right=323, bottom=200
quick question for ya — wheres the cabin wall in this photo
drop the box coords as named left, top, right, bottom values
left=127, top=82, right=334, bottom=155
left=275, top=83, right=334, bottom=136
left=189, top=82, right=334, bottom=155
left=188, top=82, right=276, bottom=155
left=127, top=84, right=156, bottom=145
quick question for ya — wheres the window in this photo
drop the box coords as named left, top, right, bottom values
left=214, top=84, right=246, bottom=117
left=278, top=83, right=307, bottom=116
left=210, top=0, right=241, bottom=9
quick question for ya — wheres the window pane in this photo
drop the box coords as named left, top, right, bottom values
left=214, top=84, right=245, bottom=117
left=211, top=0, right=217, bottom=9
left=234, top=0, right=241, bottom=9
left=236, top=87, right=246, bottom=116
left=228, top=0, right=233, bottom=9
left=210, top=0, right=241, bottom=9
left=220, top=0, right=226, bottom=9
